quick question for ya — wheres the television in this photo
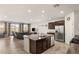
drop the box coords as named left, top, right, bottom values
left=32, top=28, right=35, bottom=31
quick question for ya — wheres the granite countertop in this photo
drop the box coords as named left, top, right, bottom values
left=29, top=34, right=47, bottom=41
left=24, top=34, right=54, bottom=41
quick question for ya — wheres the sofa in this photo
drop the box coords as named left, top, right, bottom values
left=69, top=35, right=79, bottom=54
left=70, top=35, right=79, bottom=44
left=0, top=32, right=5, bottom=38
left=13, top=32, right=31, bottom=40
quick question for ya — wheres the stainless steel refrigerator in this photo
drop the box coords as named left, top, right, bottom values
left=55, top=25, right=65, bottom=42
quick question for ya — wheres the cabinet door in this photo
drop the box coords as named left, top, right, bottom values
left=36, top=40, right=42, bottom=54
left=55, top=20, right=64, bottom=25
left=48, top=22, right=55, bottom=29
left=30, top=39, right=36, bottom=54
left=42, top=39, right=47, bottom=51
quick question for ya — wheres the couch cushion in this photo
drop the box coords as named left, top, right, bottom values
left=70, top=38, right=79, bottom=44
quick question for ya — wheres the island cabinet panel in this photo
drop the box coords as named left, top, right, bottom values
left=30, top=39, right=36, bottom=54
left=29, top=37, right=51, bottom=54
left=36, top=40, right=43, bottom=54
left=42, top=39, right=47, bottom=51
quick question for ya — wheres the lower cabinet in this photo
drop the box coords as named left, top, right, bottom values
left=36, top=40, right=43, bottom=53
left=30, top=37, right=51, bottom=54
left=42, top=39, right=47, bottom=51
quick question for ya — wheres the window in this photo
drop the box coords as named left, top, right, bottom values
left=0, top=23, right=5, bottom=33
left=10, top=23, right=19, bottom=33
left=23, top=24, right=28, bottom=32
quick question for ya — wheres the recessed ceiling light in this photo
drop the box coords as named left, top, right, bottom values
left=27, top=9, right=32, bottom=13
left=42, top=10, right=45, bottom=13
left=60, top=10, right=64, bottom=14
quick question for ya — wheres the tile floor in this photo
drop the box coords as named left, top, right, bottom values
left=0, top=37, right=78, bottom=54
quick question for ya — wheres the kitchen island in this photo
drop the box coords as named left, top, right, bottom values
left=29, top=34, right=54, bottom=54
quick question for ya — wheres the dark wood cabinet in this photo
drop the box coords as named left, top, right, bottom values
left=42, top=39, right=47, bottom=51
left=55, top=20, right=64, bottom=25
left=48, top=20, right=64, bottom=29
left=30, top=39, right=36, bottom=54
left=48, top=22, right=55, bottom=29
left=30, top=36, right=51, bottom=54
left=36, top=40, right=43, bottom=53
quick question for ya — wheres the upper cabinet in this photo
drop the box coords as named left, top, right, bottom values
left=55, top=20, right=64, bottom=25
left=48, top=20, right=64, bottom=29
left=48, top=22, right=55, bottom=29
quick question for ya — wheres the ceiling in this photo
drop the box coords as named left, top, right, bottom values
left=0, top=4, right=78, bottom=23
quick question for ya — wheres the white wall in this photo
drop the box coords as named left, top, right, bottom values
left=30, top=21, right=55, bottom=34
left=74, top=11, right=79, bottom=35
left=65, top=12, right=75, bottom=44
